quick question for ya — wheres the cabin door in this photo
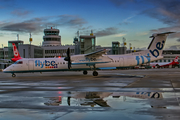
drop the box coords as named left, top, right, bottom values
left=119, top=57, right=124, bottom=67
left=28, top=60, right=34, bottom=70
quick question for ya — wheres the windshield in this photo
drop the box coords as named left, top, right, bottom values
left=14, top=61, right=23, bottom=64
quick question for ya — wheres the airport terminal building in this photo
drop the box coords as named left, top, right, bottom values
left=1, top=27, right=180, bottom=69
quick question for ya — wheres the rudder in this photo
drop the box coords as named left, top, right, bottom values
left=148, top=32, right=174, bottom=58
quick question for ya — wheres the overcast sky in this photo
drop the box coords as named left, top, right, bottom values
left=1, top=0, right=180, bottom=49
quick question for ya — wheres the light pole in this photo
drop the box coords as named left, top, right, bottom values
left=29, top=33, right=33, bottom=58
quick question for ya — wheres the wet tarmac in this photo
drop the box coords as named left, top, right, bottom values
left=0, top=69, right=180, bottom=120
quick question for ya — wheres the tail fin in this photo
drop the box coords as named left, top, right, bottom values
left=11, top=43, right=22, bottom=62
left=148, top=32, right=175, bottom=58
left=12, top=43, right=21, bottom=58
left=172, top=56, right=179, bottom=63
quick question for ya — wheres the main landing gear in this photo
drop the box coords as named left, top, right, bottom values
left=83, top=70, right=88, bottom=75
left=83, top=70, right=98, bottom=76
left=83, top=64, right=99, bottom=76
left=12, top=73, right=16, bottom=77
left=92, top=71, right=98, bottom=76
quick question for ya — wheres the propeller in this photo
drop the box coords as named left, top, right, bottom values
left=64, top=48, right=71, bottom=69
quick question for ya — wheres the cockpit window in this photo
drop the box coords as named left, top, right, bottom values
left=14, top=61, right=23, bottom=64
left=17, top=61, right=23, bottom=64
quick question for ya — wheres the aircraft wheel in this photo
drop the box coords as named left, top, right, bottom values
left=83, top=70, right=88, bottom=75
left=93, top=71, right=98, bottom=76
left=12, top=74, right=16, bottom=77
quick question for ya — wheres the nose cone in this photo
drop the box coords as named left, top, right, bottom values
left=3, top=66, right=12, bottom=73
left=3, top=67, right=8, bottom=73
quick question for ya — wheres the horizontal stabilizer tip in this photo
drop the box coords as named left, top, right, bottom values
left=150, top=32, right=175, bottom=38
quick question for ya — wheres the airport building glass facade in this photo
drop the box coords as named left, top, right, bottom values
left=0, top=49, right=4, bottom=59
left=43, top=45, right=75, bottom=58
left=79, top=35, right=96, bottom=54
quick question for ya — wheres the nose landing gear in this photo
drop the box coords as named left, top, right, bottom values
left=83, top=64, right=99, bottom=76
left=12, top=73, right=16, bottom=77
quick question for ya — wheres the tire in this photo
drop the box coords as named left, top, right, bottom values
left=12, top=74, right=16, bottom=77
left=83, top=70, right=88, bottom=75
left=93, top=71, right=98, bottom=76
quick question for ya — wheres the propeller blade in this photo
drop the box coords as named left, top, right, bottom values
left=67, top=48, right=70, bottom=57
left=68, top=61, right=71, bottom=69
left=64, top=48, right=71, bottom=69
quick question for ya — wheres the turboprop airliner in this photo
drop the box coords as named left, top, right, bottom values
left=150, top=56, right=179, bottom=68
left=3, top=32, right=174, bottom=77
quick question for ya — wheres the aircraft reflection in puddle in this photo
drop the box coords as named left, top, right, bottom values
left=44, top=91, right=163, bottom=107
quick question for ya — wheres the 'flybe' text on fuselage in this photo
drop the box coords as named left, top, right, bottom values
left=136, top=53, right=151, bottom=65
left=35, top=60, right=58, bottom=68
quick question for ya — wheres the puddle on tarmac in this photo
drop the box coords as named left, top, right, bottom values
left=0, top=91, right=180, bottom=120
left=44, top=91, right=164, bottom=108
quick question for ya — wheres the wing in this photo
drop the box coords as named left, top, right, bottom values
left=72, top=61, right=110, bottom=65
left=71, top=49, right=112, bottom=66
left=85, top=49, right=110, bottom=58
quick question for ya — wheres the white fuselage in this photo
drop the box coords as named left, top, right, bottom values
left=3, top=51, right=162, bottom=73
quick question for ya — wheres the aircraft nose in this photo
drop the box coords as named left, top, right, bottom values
left=3, top=67, right=8, bottom=72
left=3, top=66, right=12, bottom=73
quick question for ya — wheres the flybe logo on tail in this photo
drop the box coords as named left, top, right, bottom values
left=149, top=41, right=164, bottom=58
left=35, top=60, right=58, bottom=68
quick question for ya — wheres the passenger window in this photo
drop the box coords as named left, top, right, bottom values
left=63, top=62, right=65, bottom=64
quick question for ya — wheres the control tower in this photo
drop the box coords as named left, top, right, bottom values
left=42, top=27, right=61, bottom=47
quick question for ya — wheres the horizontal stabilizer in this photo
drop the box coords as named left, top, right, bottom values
left=150, top=32, right=175, bottom=38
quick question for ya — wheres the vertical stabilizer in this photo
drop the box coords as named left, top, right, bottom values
left=11, top=43, right=22, bottom=62
left=148, top=32, right=174, bottom=58
left=12, top=43, right=21, bottom=58
left=172, top=56, right=179, bottom=63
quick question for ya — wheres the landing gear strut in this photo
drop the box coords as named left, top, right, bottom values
left=83, top=70, right=88, bottom=75
left=12, top=73, right=16, bottom=77
left=92, top=65, right=98, bottom=76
